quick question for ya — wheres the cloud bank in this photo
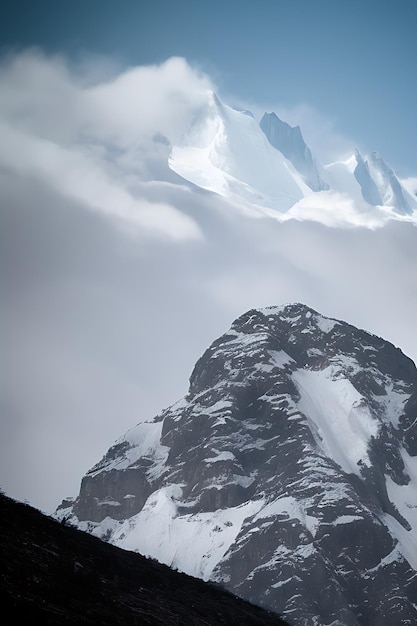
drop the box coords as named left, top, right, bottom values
left=1, top=51, right=416, bottom=512
left=0, top=52, right=213, bottom=241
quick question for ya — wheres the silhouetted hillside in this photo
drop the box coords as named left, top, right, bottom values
left=0, top=493, right=289, bottom=625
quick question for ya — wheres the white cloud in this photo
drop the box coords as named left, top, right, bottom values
left=0, top=121, right=201, bottom=241
left=0, top=51, right=212, bottom=240
left=0, top=51, right=212, bottom=143
left=283, top=190, right=414, bottom=229
left=85, top=56, right=213, bottom=145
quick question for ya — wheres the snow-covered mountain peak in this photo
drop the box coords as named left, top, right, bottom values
left=169, top=95, right=308, bottom=211
left=325, top=149, right=417, bottom=216
left=167, top=93, right=416, bottom=225
left=259, top=113, right=328, bottom=193
left=59, top=304, right=417, bottom=625
left=366, top=151, right=413, bottom=214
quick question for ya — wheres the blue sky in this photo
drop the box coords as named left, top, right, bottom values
left=1, top=0, right=417, bottom=175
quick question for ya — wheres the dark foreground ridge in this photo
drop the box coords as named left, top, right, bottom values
left=0, top=493, right=289, bottom=625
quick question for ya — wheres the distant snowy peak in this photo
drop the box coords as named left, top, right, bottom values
left=366, top=151, right=413, bottom=214
left=326, top=149, right=416, bottom=215
left=352, top=148, right=415, bottom=214
left=168, top=92, right=416, bottom=226
left=353, top=149, right=383, bottom=205
left=259, top=112, right=329, bottom=192
left=169, top=91, right=307, bottom=211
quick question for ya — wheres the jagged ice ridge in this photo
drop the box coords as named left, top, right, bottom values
left=169, top=92, right=417, bottom=225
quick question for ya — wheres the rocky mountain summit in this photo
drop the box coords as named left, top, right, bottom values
left=58, top=304, right=417, bottom=626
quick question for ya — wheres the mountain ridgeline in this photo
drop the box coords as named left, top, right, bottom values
left=58, top=304, right=417, bottom=626
left=259, top=112, right=328, bottom=192
left=168, top=92, right=417, bottom=221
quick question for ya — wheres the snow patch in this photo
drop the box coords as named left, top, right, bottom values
left=204, top=450, right=236, bottom=464
left=202, top=399, right=233, bottom=415
left=253, top=496, right=319, bottom=538
left=330, top=515, right=363, bottom=525
left=89, top=420, right=169, bottom=480
left=271, top=577, right=293, bottom=589
left=367, top=545, right=403, bottom=572
left=110, top=487, right=264, bottom=580
left=293, top=367, right=379, bottom=475
left=315, top=316, right=338, bottom=334
left=269, top=350, right=295, bottom=369
left=374, top=383, right=411, bottom=428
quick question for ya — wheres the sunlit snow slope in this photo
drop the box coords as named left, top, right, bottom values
left=59, top=304, right=417, bottom=626
left=169, top=93, right=307, bottom=211
left=169, top=93, right=417, bottom=225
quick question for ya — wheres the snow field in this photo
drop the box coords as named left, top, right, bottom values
left=110, top=486, right=264, bottom=580
left=293, top=367, right=379, bottom=476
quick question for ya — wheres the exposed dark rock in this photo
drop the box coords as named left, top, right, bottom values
left=72, top=468, right=151, bottom=522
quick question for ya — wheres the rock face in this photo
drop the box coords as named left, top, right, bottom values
left=58, top=304, right=417, bottom=626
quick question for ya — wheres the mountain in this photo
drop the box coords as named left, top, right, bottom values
left=169, top=92, right=308, bottom=211
left=168, top=92, right=416, bottom=222
left=58, top=304, right=417, bottom=626
left=259, top=112, right=328, bottom=192
left=364, top=151, right=413, bottom=214
left=325, top=149, right=416, bottom=216
left=0, top=492, right=288, bottom=625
